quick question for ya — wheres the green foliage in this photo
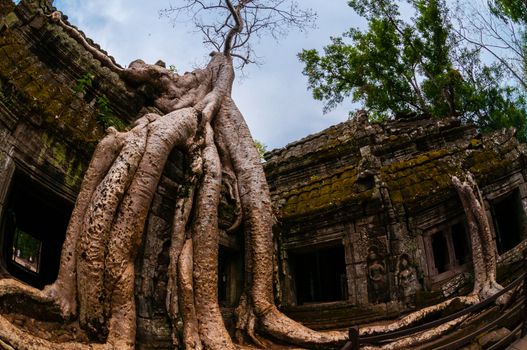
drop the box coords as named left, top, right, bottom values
left=489, top=0, right=527, bottom=23
left=298, top=0, right=527, bottom=139
left=73, top=74, right=127, bottom=131
left=254, top=139, right=267, bottom=160
left=455, top=48, right=527, bottom=141
left=73, top=73, right=94, bottom=94
left=13, top=228, right=41, bottom=261
left=96, top=95, right=127, bottom=131
left=169, top=64, right=178, bottom=74
left=299, top=0, right=454, bottom=118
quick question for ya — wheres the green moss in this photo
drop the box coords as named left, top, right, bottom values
left=40, top=134, right=68, bottom=170
left=280, top=165, right=373, bottom=218
left=43, top=99, right=64, bottom=118
left=390, top=190, right=403, bottom=203
left=38, top=133, right=84, bottom=188
left=381, top=148, right=451, bottom=174
left=3, top=12, right=18, bottom=28
left=469, top=138, right=482, bottom=148
left=64, top=161, right=84, bottom=188
left=468, top=149, right=505, bottom=176
left=414, top=154, right=430, bottom=164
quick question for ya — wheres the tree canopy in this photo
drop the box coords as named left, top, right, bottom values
left=489, top=0, right=527, bottom=23
left=160, top=0, right=316, bottom=67
left=299, top=0, right=527, bottom=141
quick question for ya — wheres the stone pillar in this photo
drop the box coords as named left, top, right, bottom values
left=343, top=225, right=356, bottom=304
left=349, top=222, right=371, bottom=306
left=0, top=134, right=15, bottom=274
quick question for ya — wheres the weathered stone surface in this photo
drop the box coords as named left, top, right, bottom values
left=0, top=0, right=526, bottom=346
left=460, top=343, right=482, bottom=350
left=266, top=112, right=527, bottom=328
left=477, top=327, right=511, bottom=347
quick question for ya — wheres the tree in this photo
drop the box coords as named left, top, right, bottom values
left=253, top=139, right=268, bottom=160
left=452, top=0, right=527, bottom=91
left=0, top=2, right=515, bottom=350
left=0, top=1, right=348, bottom=349
left=489, top=0, right=527, bottom=24
left=298, top=0, right=527, bottom=141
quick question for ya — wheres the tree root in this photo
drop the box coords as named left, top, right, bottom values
left=360, top=295, right=479, bottom=336
left=77, top=123, right=147, bottom=338
left=452, top=175, right=507, bottom=303
left=0, top=314, right=111, bottom=350
left=191, top=124, right=236, bottom=350
left=361, top=314, right=470, bottom=350
left=167, top=189, right=196, bottom=347
left=0, top=108, right=199, bottom=349
left=178, top=239, right=202, bottom=350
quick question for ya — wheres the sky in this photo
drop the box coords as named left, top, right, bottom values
left=51, top=0, right=364, bottom=151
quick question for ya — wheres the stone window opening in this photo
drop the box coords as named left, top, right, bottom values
left=11, top=227, right=42, bottom=273
left=0, top=171, right=72, bottom=289
left=491, top=188, right=525, bottom=255
left=451, top=222, right=471, bottom=265
left=431, top=232, right=449, bottom=274
left=288, top=244, right=347, bottom=305
left=425, top=219, right=471, bottom=284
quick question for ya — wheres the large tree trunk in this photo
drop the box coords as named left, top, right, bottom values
left=0, top=51, right=348, bottom=349
left=0, top=13, right=510, bottom=349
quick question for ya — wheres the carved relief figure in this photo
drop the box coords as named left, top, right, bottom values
left=397, top=254, right=420, bottom=308
left=367, top=246, right=388, bottom=304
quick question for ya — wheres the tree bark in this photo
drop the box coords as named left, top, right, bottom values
left=452, top=174, right=504, bottom=300
left=1, top=10, right=350, bottom=349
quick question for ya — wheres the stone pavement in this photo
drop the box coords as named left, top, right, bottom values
left=508, top=336, right=527, bottom=350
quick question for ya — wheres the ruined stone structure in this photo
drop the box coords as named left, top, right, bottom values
left=265, top=111, right=527, bottom=329
left=0, top=0, right=526, bottom=348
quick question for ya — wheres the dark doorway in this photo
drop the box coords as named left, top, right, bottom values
left=431, top=233, right=449, bottom=273
left=289, top=245, right=346, bottom=305
left=1, top=171, right=72, bottom=289
left=451, top=222, right=471, bottom=265
left=218, top=246, right=242, bottom=307
left=492, top=189, right=524, bottom=255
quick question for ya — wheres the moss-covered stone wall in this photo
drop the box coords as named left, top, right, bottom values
left=266, top=112, right=527, bottom=327
left=0, top=0, right=149, bottom=199
left=2, top=0, right=527, bottom=338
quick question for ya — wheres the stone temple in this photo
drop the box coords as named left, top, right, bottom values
left=0, top=0, right=525, bottom=348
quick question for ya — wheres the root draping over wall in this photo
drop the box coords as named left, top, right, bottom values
left=0, top=7, right=513, bottom=350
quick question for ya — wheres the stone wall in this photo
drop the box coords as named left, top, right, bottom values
left=1, top=0, right=527, bottom=345
left=0, top=2, right=243, bottom=347
left=266, top=112, right=527, bottom=327
left=0, top=1, right=184, bottom=347
left=0, top=0, right=145, bottom=201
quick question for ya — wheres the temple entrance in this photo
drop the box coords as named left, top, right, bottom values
left=218, top=246, right=242, bottom=307
left=1, top=171, right=72, bottom=288
left=289, top=245, right=346, bottom=305
left=491, top=189, right=525, bottom=255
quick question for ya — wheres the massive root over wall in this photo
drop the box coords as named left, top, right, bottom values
left=0, top=6, right=513, bottom=350
left=0, top=49, right=511, bottom=350
left=353, top=174, right=509, bottom=350
left=0, top=15, right=348, bottom=348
